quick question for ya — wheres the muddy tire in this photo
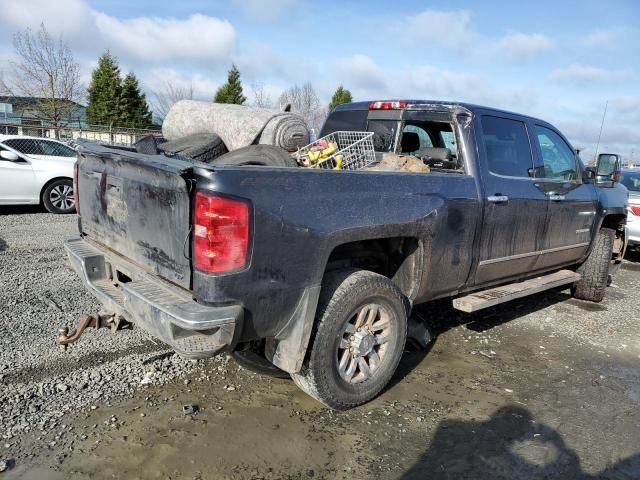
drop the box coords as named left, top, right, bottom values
left=572, top=228, right=614, bottom=302
left=42, top=178, right=75, bottom=214
left=211, top=145, right=298, bottom=168
left=291, top=269, right=408, bottom=410
left=159, top=133, right=228, bottom=163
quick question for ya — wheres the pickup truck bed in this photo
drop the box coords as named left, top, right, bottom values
left=66, top=100, right=628, bottom=409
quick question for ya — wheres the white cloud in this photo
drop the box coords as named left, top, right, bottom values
left=583, top=29, right=618, bottom=49
left=142, top=68, right=221, bottom=101
left=549, top=64, right=610, bottom=85
left=235, top=44, right=315, bottom=84
left=0, top=0, right=236, bottom=63
left=93, top=13, right=235, bottom=62
left=498, top=33, right=553, bottom=59
left=404, top=9, right=475, bottom=50
left=610, top=96, right=640, bottom=115
left=556, top=119, right=640, bottom=161
left=0, top=0, right=92, bottom=36
left=232, top=0, right=298, bottom=21
left=335, top=55, right=387, bottom=91
left=406, top=66, right=480, bottom=99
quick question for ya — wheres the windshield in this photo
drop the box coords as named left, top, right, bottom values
left=620, top=170, right=640, bottom=192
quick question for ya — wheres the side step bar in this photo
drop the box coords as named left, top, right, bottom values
left=452, top=269, right=581, bottom=313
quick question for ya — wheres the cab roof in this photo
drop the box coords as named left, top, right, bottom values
left=332, top=100, right=545, bottom=124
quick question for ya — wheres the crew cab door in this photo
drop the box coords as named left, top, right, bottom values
left=529, top=124, right=598, bottom=269
left=474, top=114, right=549, bottom=285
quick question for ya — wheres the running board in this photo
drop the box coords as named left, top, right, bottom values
left=452, top=269, right=581, bottom=313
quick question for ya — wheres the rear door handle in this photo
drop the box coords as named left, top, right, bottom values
left=487, top=195, right=509, bottom=203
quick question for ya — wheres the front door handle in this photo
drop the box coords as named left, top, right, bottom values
left=547, top=194, right=565, bottom=201
left=487, top=195, right=509, bottom=203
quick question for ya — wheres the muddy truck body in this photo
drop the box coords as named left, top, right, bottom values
left=65, top=100, right=628, bottom=409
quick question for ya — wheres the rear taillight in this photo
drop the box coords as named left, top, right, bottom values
left=193, top=192, right=250, bottom=273
left=630, top=206, right=640, bottom=217
left=73, top=161, right=79, bottom=215
left=369, top=100, right=407, bottom=110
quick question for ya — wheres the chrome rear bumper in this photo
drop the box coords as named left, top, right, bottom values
left=64, top=237, right=241, bottom=358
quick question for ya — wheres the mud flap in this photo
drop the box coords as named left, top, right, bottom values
left=265, top=285, right=321, bottom=374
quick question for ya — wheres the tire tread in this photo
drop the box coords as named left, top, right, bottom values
left=572, top=228, right=614, bottom=302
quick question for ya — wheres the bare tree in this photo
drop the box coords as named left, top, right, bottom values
left=249, top=82, right=273, bottom=109
left=1, top=24, right=81, bottom=129
left=151, top=81, right=194, bottom=120
left=278, top=83, right=326, bottom=131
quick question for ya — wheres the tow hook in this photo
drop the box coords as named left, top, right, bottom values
left=56, top=313, right=131, bottom=351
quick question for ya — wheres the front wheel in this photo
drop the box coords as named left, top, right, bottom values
left=292, top=269, right=408, bottom=410
left=571, top=227, right=614, bottom=302
left=42, top=179, right=75, bottom=214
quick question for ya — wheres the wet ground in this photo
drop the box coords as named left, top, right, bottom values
left=2, top=211, right=640, bottom=479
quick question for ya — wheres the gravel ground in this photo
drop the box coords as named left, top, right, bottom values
left=0, top=210, right=213, bottom=463
left=1, top=209, right=639, bottom=479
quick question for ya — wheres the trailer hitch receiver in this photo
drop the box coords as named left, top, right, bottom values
left=56, top=313, right=131, bottom=351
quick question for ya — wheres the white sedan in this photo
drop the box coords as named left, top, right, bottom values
left=0, top=135, right=77, bottom=214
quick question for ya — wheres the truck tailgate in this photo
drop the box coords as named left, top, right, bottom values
left=76, top=144, right=194, bottom=289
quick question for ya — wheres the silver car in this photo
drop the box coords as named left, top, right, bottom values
left=620, top=168, right=640, bottom=248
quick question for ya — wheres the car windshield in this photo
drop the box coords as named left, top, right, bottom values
left=620, top=170, right=640, bottom=192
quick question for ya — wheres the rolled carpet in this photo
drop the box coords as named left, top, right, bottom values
left=162, top=100, right=309, bottom=152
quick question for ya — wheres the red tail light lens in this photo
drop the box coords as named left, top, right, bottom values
left=369, top=100, right=407, bottom=110
left=73, top=161, right=79, bottom=215
left=630, top=206, right=640, bottom=217
left=193, top=192, right=250, bottom=273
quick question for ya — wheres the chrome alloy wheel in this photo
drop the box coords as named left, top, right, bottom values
left=49, top=184, right=75, bottom=210
left=336, top=302, right=392, bottom=384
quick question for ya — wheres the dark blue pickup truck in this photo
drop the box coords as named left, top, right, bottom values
left=64, top=100, right=628, bottom=409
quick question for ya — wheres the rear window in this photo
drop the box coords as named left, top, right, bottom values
left=481, top=116, right=534, bottom=178
left=367, top=119, right=397, bottom=152
left=319, top=109, right=368, bottom=137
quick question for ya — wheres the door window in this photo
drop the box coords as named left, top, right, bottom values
left=3, top=138, right=42, bottom=156
left=36, top=140, right=76, bottom=157
left=534, top=126, right=578, bottom=181
left=481, top=116, right=534, bottom=177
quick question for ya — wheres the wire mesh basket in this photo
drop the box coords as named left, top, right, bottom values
left=294, top=131, right=376, bottom=170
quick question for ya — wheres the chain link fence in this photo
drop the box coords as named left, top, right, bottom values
left=0, top=121, right=162, bottom=148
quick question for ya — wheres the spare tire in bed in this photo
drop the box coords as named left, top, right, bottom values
left=159, top=132, right=227, bottom=163
left=211, top=145, right=298, bottom=168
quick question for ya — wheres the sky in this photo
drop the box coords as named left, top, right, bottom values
left=0, top=0, right=638, bottom=161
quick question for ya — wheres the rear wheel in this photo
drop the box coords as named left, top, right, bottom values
left=292, top=269, right=408, bottom=410
left=572, top=227, right=614, bottom=302
left=42, top=179, right=75, bottom=214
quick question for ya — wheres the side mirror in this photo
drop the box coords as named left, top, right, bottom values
left=0, top=150, right=19, bottom=162
left=596, top=153, right=621, bottom=184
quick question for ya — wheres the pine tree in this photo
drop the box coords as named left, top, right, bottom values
left=86, top=51, right=123, bottom=126
left=120, top=72, right=152, bottom=128
left=329, top=86, right=353, bottom=111
left=214, top=64, right=246, bottom=104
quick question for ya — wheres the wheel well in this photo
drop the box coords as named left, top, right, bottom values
left=325, top=237, right=422, bottom=299
left=601, top=214, right=626, bottom=231
left=601, top=214, right=627, bottom=259
left=40, top=177, right=72, bottom=203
